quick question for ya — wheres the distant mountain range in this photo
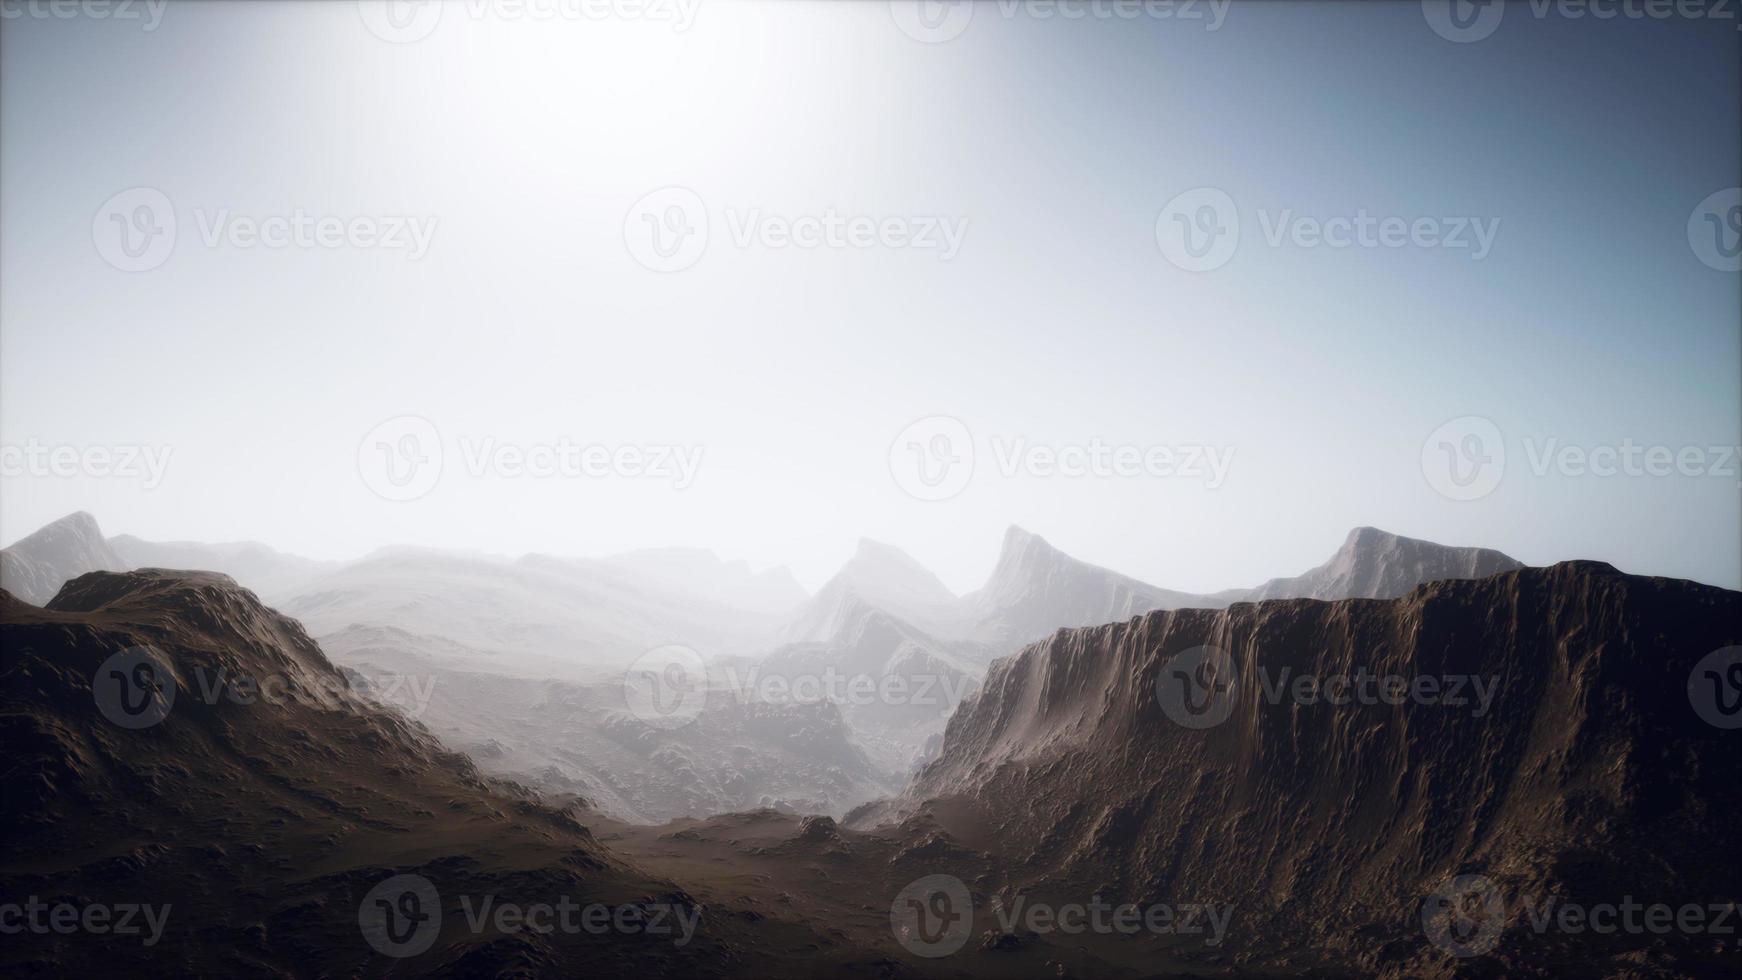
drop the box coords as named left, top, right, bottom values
left=1, top=511, right=1534, bottom=823
left=5, top=538, right=1735, bottom=976
left=2, top=512, right=1529, bottom=669
left=779, top=522, right=1526, bottom=659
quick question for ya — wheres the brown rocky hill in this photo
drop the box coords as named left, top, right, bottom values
left=858, top=562, right=1742, bottom=977
left=0, top=570, right=871, bottom=977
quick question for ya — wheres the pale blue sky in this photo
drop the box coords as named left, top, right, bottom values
left=2, top=2, right=1737, bottom=592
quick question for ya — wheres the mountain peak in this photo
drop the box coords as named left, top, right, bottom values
left=782, top=539, right=956, bottom=642
left=1246, top=526, right=1523, bottom=602
left=0, top=511, right=127, bottom=606
left=8, top=510, right=104, bottom=548
left=843, top=539, right=954, bottom=596
left=854, top=536, right=919, bottom=562
left=1340, top=524, right=1391, bottom=547
left=969, top=527, right=1206, bottom=649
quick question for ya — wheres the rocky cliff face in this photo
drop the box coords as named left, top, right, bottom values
left=870, top=562, right=1741, bottom=976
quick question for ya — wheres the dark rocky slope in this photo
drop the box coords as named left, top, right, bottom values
left=0, top=570, right=874, bottom=977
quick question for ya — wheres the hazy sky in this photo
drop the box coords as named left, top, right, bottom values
left=2, top=1, right=1738, bottom=593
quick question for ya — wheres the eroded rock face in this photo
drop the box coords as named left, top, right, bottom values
left=871, top=562, right=1741, bottom=975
